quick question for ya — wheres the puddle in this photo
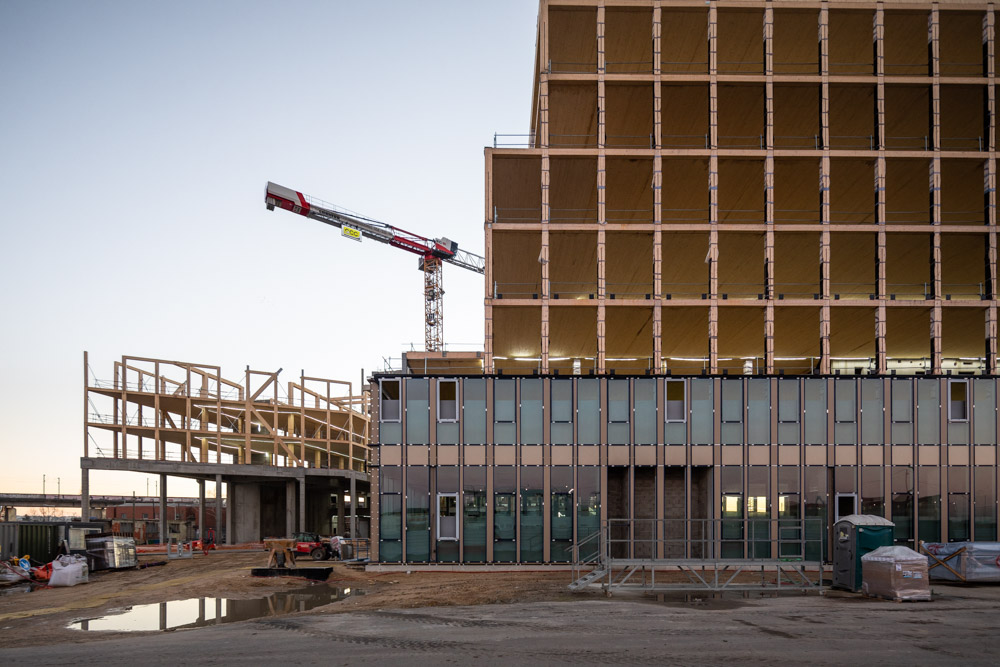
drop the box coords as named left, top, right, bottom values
left=68, top=585, right=363, bottom=632
left=646, top=591, right=782, bottom=610
left=0, top=584, right=32, bottom=597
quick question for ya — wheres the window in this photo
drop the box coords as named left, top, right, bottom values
left=436, top=493, right=458, bottom=540
left=463, top=467, right=487, bottom=562
left=578, top=379, right=600, bottom=445
left=665, top=379, right=686, bottom=422
left=494, top=379, right=516, bottom=445
left=437, top=379, right=458, bottom=422
left=405, top=378, right=429, bottom=444
left=948, top=380, right=968, bottom=422
left=380, top=379, right=400, bottom=421
left=721, top=379, right=743, bottom=445
left=634, top=378, right=657, bottom=444
left=521, top=379, right=543, bottom=445
left=463, top=379, right=487, bottom=445
left=551, top=379, right=574, bottom=445
left=607, top=379, right=630, bottom=444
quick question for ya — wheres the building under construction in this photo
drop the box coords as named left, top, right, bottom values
left=368, top=0, right=1000, bottom=568
left=83, top=353, right=370, bottom=543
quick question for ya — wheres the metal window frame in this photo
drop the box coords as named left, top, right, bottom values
left=379, top=378, right=401, bottom=423
left=550, top=378, right=575, bottom=424
left=947, top=378, right=970, bottom=423
left=665, top=378, right=688, bottom=423
left=436, top=492, right=459, bottom=541
left=436, top=378, right=459, bottom=423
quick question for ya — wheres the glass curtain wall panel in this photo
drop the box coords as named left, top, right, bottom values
left=777, top=379, right=800, bottom=445
left=436, top=466, right=459, bottom=562
left=493, top=467, right=516, bottom=562
left=379, top=466, right=402, bottom=562
left=689, top=378, right=713, bottom=444
left=607, top=379, right=630, bottom=444
left=834, top=379, right=857, bottom=445
left=747, top=378, right=770, bottom=444
left=577, top=467, right=601, bottom=560
left=916, top=379, right=940, bottom=445
left=463, top=379, right=487, bottom=445
left=777, top=467, right=801, bottom=557
left=665, top=379, right=689, bottom=444
left=521, top=379, right=543, bottom=445
left=463, top=466, right=487, bottom=562
left=437, top=380, right=459, bottom=445
left=973, top=380, right=996, bottom=445
left=860, top=379, right=884, bottom=445
left=892, top=466, right=915, bottom=547
left=550, top=466, right=574, bottom=562
left=551, top=379, right=574, bottom=445
left=948, top=467, right=971, bottom=542
left=917, top=467, right=941, bottom=544
left=974, top=466, right=997, bottom=541
left=721, top=466, right=744, bottom=558
left=721, top=380, right=744, bottom=445
left=803, top=379, right=827, bottom=444
left=520, top=467, right=544, bottom=561
left=891, top=379, right=914, bottom=445
left=405, top=466, right=430, bottom=561
left=405, top=379, right=429, bottom=444
left=947, top=380, right=970, bottom=444
left=634, top=378, right=657, bottom=444
left=578, top=379, right=601, bottom=445
left=380, top=379, right=402, bottom=444
left=748, top=467, right=770, bottom=558
left=494, top=379, right=516, bottom=445
left=804, top=467, right=827, bottom=561
left=861, top=466, right=884, bottom=516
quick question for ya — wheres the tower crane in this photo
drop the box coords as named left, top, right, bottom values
left=265, top=182, right=485, bottom=352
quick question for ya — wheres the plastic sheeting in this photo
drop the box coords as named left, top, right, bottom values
left=923, top=542, right=1000, bottom=582
left=861, top=546, right=931, bottom=601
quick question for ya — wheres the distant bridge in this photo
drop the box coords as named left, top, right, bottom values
left=0, top=493, right=217, bottom=509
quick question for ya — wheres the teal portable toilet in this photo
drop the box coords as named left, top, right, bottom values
left=832, top=514, right=895, bottom=592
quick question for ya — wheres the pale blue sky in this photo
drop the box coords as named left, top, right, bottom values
left=0, top=1, right=538, bottom=499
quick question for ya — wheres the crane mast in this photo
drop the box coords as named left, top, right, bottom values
left=264, top=182, right=484, bottom=352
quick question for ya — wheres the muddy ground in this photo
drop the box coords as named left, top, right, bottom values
left=0, top=553, right=582, bottom=649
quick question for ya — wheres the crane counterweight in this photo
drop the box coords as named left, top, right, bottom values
left=264, top=181, right=484, bottom=352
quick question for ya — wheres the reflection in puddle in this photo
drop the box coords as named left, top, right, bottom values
left=69, top=585, right=362, bottom=632
left=648, top=591, right=781, bottom=609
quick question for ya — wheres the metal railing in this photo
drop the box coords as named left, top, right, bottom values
left=571, top=518, right=826, bottom=593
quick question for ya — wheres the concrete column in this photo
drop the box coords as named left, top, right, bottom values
left=215, top=474, right=223, bottom=544
left=298, top=476, right=306, bottom=532
left=337, top=480, right=346, bottom=535
left=80, top=467, right=90, bottom=522
left=159, top=474, right=167, bottom=546
left=350, top=475, right=357, bottom=538
left=198, top=479, right=205, bottom=540
left=285, top=480, right=296, bottom=537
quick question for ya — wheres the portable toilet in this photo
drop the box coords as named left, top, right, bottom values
left=832, top=514, right=895, bottom=592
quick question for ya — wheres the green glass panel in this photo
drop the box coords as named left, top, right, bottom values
left=520, top=379, right=543, bottom=445
left=405, top=466, right=429, bottom=561
left=803, top=379, right=827, bottom=445
left=974, top=466, right=997, bottom=541
left=462, top=466, right=487, bottom=562
left=520, top=467, right=544, bottom=562
left=973, top=380, right=996, bottom=445
left=578, top=379, right=600, bottom=444
left=463, top=379, right=486, bottom=445
left=917, top=467, right=941, bottom=544
left=690, top=379, right=713, bottom=444
left=405, top=379, right=429, bottom=444
left=577, top=467, right=601, bottom=560
left=860, top=379, right=883, bottom=445
left=891, top=466, right=914, bottom=546
left=634, top=378, right=656, bottom=444
left=916, top=379, right=940, bottom=445
left=747, top=378, right=769, bottom=445
left=551, top=466, right=574, bottom=562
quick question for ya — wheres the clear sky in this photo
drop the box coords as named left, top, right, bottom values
left=0, top=1, right=538, bottom=503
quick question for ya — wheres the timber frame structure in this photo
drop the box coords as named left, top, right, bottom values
left=485, top=0, right=999, bottom=377
left=83, top=352, right=371, bottom=543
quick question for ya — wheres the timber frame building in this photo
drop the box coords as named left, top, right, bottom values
left=369, top=0, right=1000, bottom=566
left=83, top=353, right=370, bottom=543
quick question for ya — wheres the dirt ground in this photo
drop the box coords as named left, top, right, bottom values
left=0, top=553, right=580, bottom=649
